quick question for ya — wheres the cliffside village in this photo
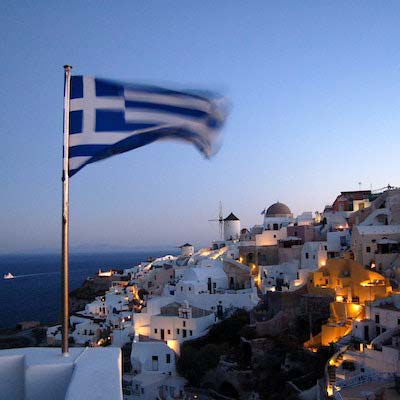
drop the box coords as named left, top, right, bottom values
left=43, top=187, right=400, bottom=400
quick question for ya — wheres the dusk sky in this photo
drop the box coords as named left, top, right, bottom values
left=1, top=1, right=399, bottom=253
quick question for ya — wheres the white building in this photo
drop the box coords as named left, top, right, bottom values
left=0, top=347, right=122, bottom=400
left=301, top=241, right=327, bottom=270
left=295, top=211, right=314, bottom=226
left=258, top=260, right=307, bottom=293
left=254, top=202, right=294, bottom=246
left=353, top=294, right=400, bottom=341
left=179, top=243, right=194, bottom=257
left=352, top=224, right=400, bottom=271
left=327, top=229, right=350, bottom=258
left=223, top=213, right=241, bottom=242
left=129, top=340, right=186, bottom=400
left=134, top=300, right=215, bottom=355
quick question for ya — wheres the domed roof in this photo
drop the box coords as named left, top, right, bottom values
left=266, top=202, right=292, bottom=217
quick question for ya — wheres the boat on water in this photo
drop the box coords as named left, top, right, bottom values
left=3, top=272, right=15, bottom=280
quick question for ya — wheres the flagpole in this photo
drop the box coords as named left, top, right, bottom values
left=62, top=65, right=72, bottom=355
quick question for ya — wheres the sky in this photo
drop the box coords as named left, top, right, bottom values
left=1, top=1, right=400, bottom=253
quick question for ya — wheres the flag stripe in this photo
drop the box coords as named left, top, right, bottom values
left=69, top=126, right=212, bottom=176
left=124, top=100, right=209, bottom=119
left=67, top=76, right=227, bottom=176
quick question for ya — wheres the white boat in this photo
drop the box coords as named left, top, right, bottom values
left=3, top=272, right=14, bottom=280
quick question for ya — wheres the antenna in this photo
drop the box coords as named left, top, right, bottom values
left=208, top=201, right=224, bottom=240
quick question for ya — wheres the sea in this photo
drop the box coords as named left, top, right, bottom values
left=0, top=250, right=177, bottom=329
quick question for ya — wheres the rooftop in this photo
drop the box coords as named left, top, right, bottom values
left=355, top=225, right=400, bottom=235
left=266, top=202, right=292, bottom=217
left=224, top=212, right=239, bottom=221
left=0, top=347, right=122, bottom=400
left=158, top=302, right=213, bottom=318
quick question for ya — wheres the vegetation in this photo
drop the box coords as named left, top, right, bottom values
left=177, top=309, right=250, bottom=384
left=177, top=309, right=332, bottom=400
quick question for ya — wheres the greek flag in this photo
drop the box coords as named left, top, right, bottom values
left=68, top=76, right=228, bottom=177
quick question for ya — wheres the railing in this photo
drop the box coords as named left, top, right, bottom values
left=333, top=389, right=344, bottom=400
left=336, top=371, right=396, bottom=390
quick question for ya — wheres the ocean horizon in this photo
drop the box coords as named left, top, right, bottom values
left=0, top=249, right=178, bottom=329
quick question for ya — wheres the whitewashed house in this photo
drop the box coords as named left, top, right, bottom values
left=301, top=241, right=327, bottom=270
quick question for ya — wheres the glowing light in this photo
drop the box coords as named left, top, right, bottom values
left=336, top=295, right=344, bottom=302
left=370, top=263, right=376, bottom=269
left=350, top=304, right=362, bottom=312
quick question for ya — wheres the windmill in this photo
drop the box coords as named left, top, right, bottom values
left=209, top=201, right=224, bottom=240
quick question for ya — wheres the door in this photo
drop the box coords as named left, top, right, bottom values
left=364, top=325, right=369, bottom=342
left=152, top=355, right=158, bottom=371
left=160, top=329, right=165, bottom=340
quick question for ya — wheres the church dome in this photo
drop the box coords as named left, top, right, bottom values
left=266, top=202, right=292, bottom=217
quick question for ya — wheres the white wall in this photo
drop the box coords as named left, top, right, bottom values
left=301, top=242, right=327, bottom=270
left=131, top=341, right=175, bottom=374
left=255, top=227, right=287, bottom=246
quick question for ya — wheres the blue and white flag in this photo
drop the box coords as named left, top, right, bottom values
left=67, top=76, right=228, bottom=176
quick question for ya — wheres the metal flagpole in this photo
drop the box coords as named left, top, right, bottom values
left=62, top=65, right=72, bottom=355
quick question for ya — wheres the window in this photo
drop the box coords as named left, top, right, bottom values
left=166, top=354, right=171, bottom=364
left=177, top=328, right=180, bottom=334
left=183, top=321, right=186, bottom=327
left=190, top=330, right=193, bottom=336
left=398, top=319, right=400, bottom=326
left=188, top=287, right=191, bottom=291
left=167, top=329, right=171, bottom=334
left=375, top=314, right=380, bottom=324
left=152, top=355, right=159, bottom=371
left=305, top=253, right=309, bottom=259
left=154, top=328, right=158, bottom=334
left=366, top=246, right=371, bottom=253
left=376, top=326, right=381, bottom=335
